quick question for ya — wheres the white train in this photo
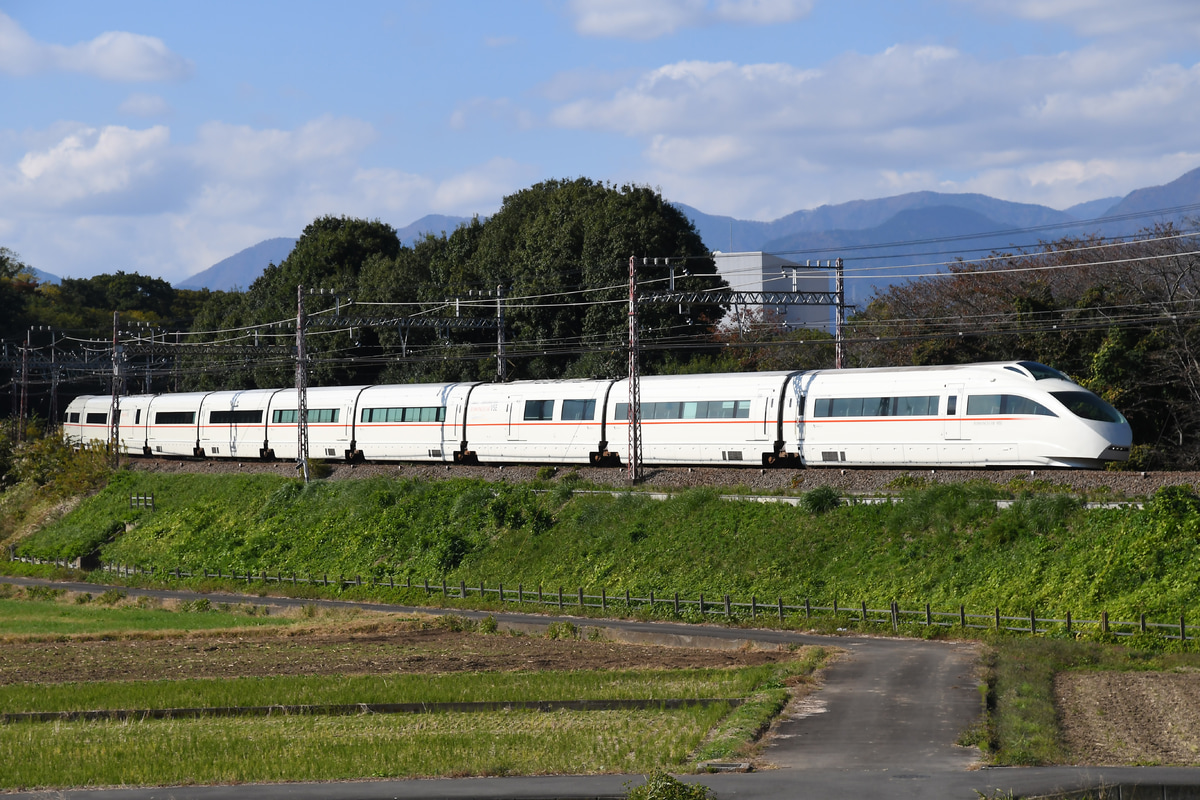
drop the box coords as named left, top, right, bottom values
left=62, top=361, right=1132, bottom=469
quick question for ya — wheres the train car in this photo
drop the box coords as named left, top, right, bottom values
left=195, top=389, right=279, bottom=459
left=788, top=361, right=1130, bottom=468
left=113, top=394, right=155, bottom=455
left=142, top=392, right=210, bottom=456
left=354, top=382, right=477, bottom=463
left=63, top=395, right=116, bottom=447
left=463, top=379, right=616, bottom=465
left=63, top=361, right=1132, bottom=469
left=607, top=372, right=796, bottom=466
left=260, top=386, right=365, bottom=462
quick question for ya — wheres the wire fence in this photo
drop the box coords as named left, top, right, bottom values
left=0, top=557, right=1174, bottom=643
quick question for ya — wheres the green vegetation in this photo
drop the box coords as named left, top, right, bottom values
left=0, top=665, right=784, bottom=715
left=1, top=708, right=729, bottom=788
left=0, top=596, right=286, bottom=637
left=12, top=472, right=1200, bottom=627
left=0, top=592, right=823, bottom=790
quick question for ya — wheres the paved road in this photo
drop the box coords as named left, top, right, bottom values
left=5, top=575, right=1200, bottom=799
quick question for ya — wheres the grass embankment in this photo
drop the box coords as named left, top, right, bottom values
left=14, top=470, right=1200, bottom=624
left=0, top=592, right=824, bottom=789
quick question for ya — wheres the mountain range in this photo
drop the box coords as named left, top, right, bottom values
left=178, top=166, right=1200, bottom=302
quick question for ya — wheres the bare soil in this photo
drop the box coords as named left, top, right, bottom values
left=0, top=617, right=798, bottom=685
left=1057, top=670, right=1200, bottom=765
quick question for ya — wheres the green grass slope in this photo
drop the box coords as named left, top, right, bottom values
left=13, top=471, right=1200, bottom=622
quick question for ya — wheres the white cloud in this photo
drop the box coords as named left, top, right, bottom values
left=543, top=39, right=1200, bottom=217
left=567, top=0, right=812, bottom=39
left=966, top=0, right=1200, bottom=40
left=0, top=117, right=530, bottom=283
left=432, top=158, right=535, bottom=212
left=119, top=93, right=172, bottom=117
left=6, top=125, right=173, bottom=209
left=0, top=12, right=192, bottom=81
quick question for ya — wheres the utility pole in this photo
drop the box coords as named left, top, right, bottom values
left=496, top=285, right=507, bottom=382
left=17, top=330, right=28, bottom=443
left=835, top=257, right=845, bottom=369
left=627, top=256, right=643, bottom=484
left=109, top=311, right=121, bottom=467
left=296, top=285, right=310, bottom=483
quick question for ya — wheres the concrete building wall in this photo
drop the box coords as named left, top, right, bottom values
left=711, top=251, right=833, bottom=330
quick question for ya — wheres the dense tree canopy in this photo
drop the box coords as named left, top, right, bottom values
left=192, top=180, right=727, bottom=387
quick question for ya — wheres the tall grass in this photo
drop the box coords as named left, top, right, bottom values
left=0, top=707, right=730, bottom=789
left=0, top=666, right=787, bottom=714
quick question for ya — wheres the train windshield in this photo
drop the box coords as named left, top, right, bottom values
left=1018, top=361, right=1071, bottom=382
left=1051, top=391, right=1127, bottom=424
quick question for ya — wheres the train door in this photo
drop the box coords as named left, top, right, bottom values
left=754, top=390, right=774, bottom=441
left=943, top=384, right=964, bottom=440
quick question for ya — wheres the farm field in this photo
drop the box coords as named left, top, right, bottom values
left=0, top=589, right=823, bottom=790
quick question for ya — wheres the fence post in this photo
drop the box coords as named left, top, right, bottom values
left=959, top=604, right=967, bottom=628
left=805, top=597, right=811, bottom=619
left=778, top=596, right=784, bottom=622
left=461, top=580, right=466, bottom=600
left=559, top=587, right=564, bottom=610
left=626, top=589, right=631, bottom=607
left=578, top=587, right=584, bottom=609
left=649, top=590, right=655, bottom=610
left=751, top=596, right=757, bottom=619
left=602, top=588, right=606, bottom=610
left=892, top=601, right=898, bottom=632
left=424, top=578, right=429, bottom=596
left=1140, top=612, right=1146, bottom=633
left=674, top=592, right=679, bottom=616
left=499, top=582, right=504, bottom=603
left=518, top=583, right=523, bottom=604
left=1066, top=611, right=1072, bottom=634
left=1102, top=610, right=1109, bottom=634
left=538, top=585, right=543, bottom=603
left=861, top=600, right=867, bottom=624
left=926, top=603, right=932, bottom=627
left=1030, top=609, right=1036, bottom=635
left=994, top=607, right=999, bottom=630
left=834, top=598, right=838, bottom=616
left=699, top=593, right=704, bottom=615
left=1182, top=614, right=1187, bottom=642
left=725, top=595, right=731, bottom=618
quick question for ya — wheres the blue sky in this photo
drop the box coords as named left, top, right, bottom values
left=2, top=0, right=1199, bottom=283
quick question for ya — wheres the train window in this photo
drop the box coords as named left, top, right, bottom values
left=1051, top=391, right=1126, bottom=424
left=814, top=396, right=940, bottom=417
left=68, top=412, right=80, bottom=423
left=155, top=411, right=195, bottom=425
left=947, top=396, right=957, bottom=415
left=361, top=406, right=446, bottom=423
left=614, top=400, right=752, bottom=420
left=273, top=409, right=340, bottom=424
left=524, top=399, right=555, bottom=420
left=966, top=394, right=1056, bottom=416
left=135, top=410, right=141, bottom=425
left=209, top=410, right=264, bottom=424
left=86, top=412, right=107, bottom=424
left=1018, top=361, right=1071, bottom=382
left=561, top=399, right=596, bottom=421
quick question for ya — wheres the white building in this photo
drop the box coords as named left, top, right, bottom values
left=711, top=251, right=834, bottom=331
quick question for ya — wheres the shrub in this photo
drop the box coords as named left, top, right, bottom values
left=626, top=770, right=713, bottom=800
left=801, top=485, right=841, bottom=514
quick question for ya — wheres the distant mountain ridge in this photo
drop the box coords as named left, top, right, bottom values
left=178, top=166, right=1200, bottom=294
